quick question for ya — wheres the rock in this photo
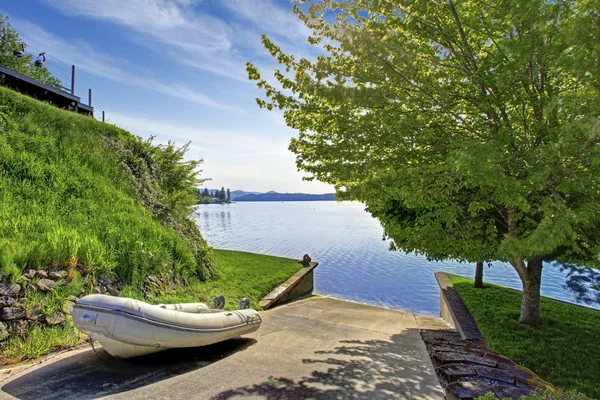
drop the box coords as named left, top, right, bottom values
left=474, top=365, right=515, bottom=384
left=433, top=352, right=465, bottom=364
left=49, top=270, right=68, bottom=279
left=437, top=364, right=477, bottom=382
left=94, top=285, right=106, bottom=294
left=0, top=281, right=21, bottom=297
left=463, top=354, right=498, bottom=368
left=213, top=294, right=225, bottom=310
left=46, top=311, right=65, bottom=326
left=102, top=276, right=115, bottom=285
left=26, top=308, right=45, bottom=322
left=35, top=270, right=48, bottom=278
left=492, top=385, right=535, bottom=399
left=147, top=275, right=159, bottom=284
left=54, top=279, right=68, bottom=287
left=68, top=295, right=79, bottom=303
left=24, top=269, right=36, bottom=279
left=0, top=296, right=15, bottom=308
left=117, top=283, right=126, bottom=291
left=19, top=275, right=31, bottom=283
left=169, top=281, right=177, bottom=291
left=106, top=284, right=119, bottom=296
left=36, top=279, right=55, bottom=292
left=445, top=381, right=493, bottom=400
left=0, top=307, right=25, bottom=321
left=62, top=301, right=75, bottom=315
left=7, top=320, right=28, bottom=335
left=238, top=298, right=250, bottom=310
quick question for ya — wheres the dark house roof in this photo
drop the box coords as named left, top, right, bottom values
left=0, top=64, right=93, bottom=116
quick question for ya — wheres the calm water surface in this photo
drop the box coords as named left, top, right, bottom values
left=193, top=201, right=596, bottom=315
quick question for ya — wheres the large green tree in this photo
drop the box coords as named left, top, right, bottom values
left=0, top=14, right=61, bottom=87
left=248, top=0, right=600, bottom=325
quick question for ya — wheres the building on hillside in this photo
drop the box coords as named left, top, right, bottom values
left=0, top=64, right=93, bottom=116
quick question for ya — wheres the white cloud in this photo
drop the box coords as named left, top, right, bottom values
left=8, top=17, right=241, bottom=111
left=221, top=0, right=310, bottom=40
left=44, top=0, right=248, bottom=82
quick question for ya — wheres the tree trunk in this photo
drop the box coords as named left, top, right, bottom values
left=474, top=261, right=484, bottom=288
left=519, top=258, right=543, bottom=325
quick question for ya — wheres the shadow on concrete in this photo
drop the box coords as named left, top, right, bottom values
left=2, top=338, right=256, bottom=400
left=212, top=329, right=442, bottom=400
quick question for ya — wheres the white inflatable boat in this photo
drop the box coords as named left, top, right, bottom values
left=72, top=294, right=262, bottom=358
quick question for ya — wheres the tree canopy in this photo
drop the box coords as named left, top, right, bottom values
left=0, top=14, right=61, bottom=87
left=248, top=0, right=600, bottom=324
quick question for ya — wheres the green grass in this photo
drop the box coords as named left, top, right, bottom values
left=1, top=317, right=86, bottom=365
left=152, top=249, right=303, bottom=310
left=449, top=275, right=600, bottom=399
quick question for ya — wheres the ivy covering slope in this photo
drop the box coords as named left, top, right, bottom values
left=0, top=86, right=216, bottom=286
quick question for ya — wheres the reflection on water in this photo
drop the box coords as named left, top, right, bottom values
left=193, top=201, right=598, bottom=315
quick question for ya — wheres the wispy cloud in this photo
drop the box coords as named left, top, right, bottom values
left=43, top=0, right=316, bottom=83
left=8, top=16, right=241, bottom=112
left=221, top=0, right=310, bottom=41
left=44, top=0, right=247, bottom=81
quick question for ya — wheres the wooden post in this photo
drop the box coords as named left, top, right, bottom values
left=102, top=111, right=105, bottom=122
left=88, top=88, right=93, bottom=117
left=71, top=65, right=76, bottom=95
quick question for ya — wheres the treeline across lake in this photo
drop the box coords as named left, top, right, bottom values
left=235, top=192, right=336, bottom=202
left=196, top=187, right=231, bottom=204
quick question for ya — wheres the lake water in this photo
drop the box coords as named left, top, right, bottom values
left=193, top=201, right=597, bottom=315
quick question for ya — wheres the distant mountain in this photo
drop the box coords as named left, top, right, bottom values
left=230, top=190, right=262, bottom=200
left=235, top=192, right=336, bottom=202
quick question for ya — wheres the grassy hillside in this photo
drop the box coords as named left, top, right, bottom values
left=0, top=86, right=220, bottom=362
left=0, top=86, right=215, bottom=284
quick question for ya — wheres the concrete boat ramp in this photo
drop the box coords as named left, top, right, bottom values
left=0, top=297, right=447, bottom=399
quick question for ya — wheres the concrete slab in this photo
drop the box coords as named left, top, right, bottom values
left=0, top=297, right=444, bottom=400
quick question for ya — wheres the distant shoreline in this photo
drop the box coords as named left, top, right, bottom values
left=234, top=192, right=336, bottom=202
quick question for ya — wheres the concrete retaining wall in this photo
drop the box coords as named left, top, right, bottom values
left=436, top=272, right=488, bottom=346
left=259, top=261, right=318, bottom=309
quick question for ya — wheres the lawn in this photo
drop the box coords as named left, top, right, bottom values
left=449, top=275, right=600, bottom=399
left=149, top=249, right=304, bottom=311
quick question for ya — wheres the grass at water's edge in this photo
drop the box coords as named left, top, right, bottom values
left=151, top=249, right=303, bottom=310
left=1, top=250, right=303, bottom=365
left=448, top=275, right=600, bottom=399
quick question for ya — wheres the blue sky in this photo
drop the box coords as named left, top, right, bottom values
left=1, top=0, right=333, bottom=193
